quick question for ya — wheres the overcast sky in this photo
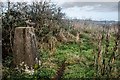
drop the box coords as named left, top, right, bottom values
left=61, top=2, right=118, bottom=21
left=1, top=0, right=119, bottom=21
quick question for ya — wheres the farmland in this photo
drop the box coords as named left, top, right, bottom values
left=1, top=1, right=120, bottom=80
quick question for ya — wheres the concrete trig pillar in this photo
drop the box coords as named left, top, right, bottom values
left=13, top=27, right=39, bottom=69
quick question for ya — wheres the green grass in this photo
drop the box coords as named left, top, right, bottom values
left=39, top=32, right=97, bottom=79
left=38, top=31, right=117, bottom=79
left=3, top=31, right=117, bottom=79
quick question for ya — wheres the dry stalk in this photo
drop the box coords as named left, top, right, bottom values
left=95, top=32, right=103, bottom=77
left=102, top=28, right=110, bottom=77
left=108, top=24, right=120, bottom=77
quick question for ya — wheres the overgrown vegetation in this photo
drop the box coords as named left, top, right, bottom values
left=1, top=1, right=120, bottom=80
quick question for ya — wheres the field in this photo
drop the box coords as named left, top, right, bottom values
left=35, top=26, right=119, bottom=79
left=2, top=1, right=120, bottom=80
left=3, top=24, right=120, bottom=80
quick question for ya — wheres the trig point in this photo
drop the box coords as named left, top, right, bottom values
left=13, top=27, right=39, bottom=69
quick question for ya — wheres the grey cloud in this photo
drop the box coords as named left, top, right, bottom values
left=61, top=2, right=118, bottom=12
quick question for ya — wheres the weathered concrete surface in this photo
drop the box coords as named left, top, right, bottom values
left=13, top=27, right=38, bottom=69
